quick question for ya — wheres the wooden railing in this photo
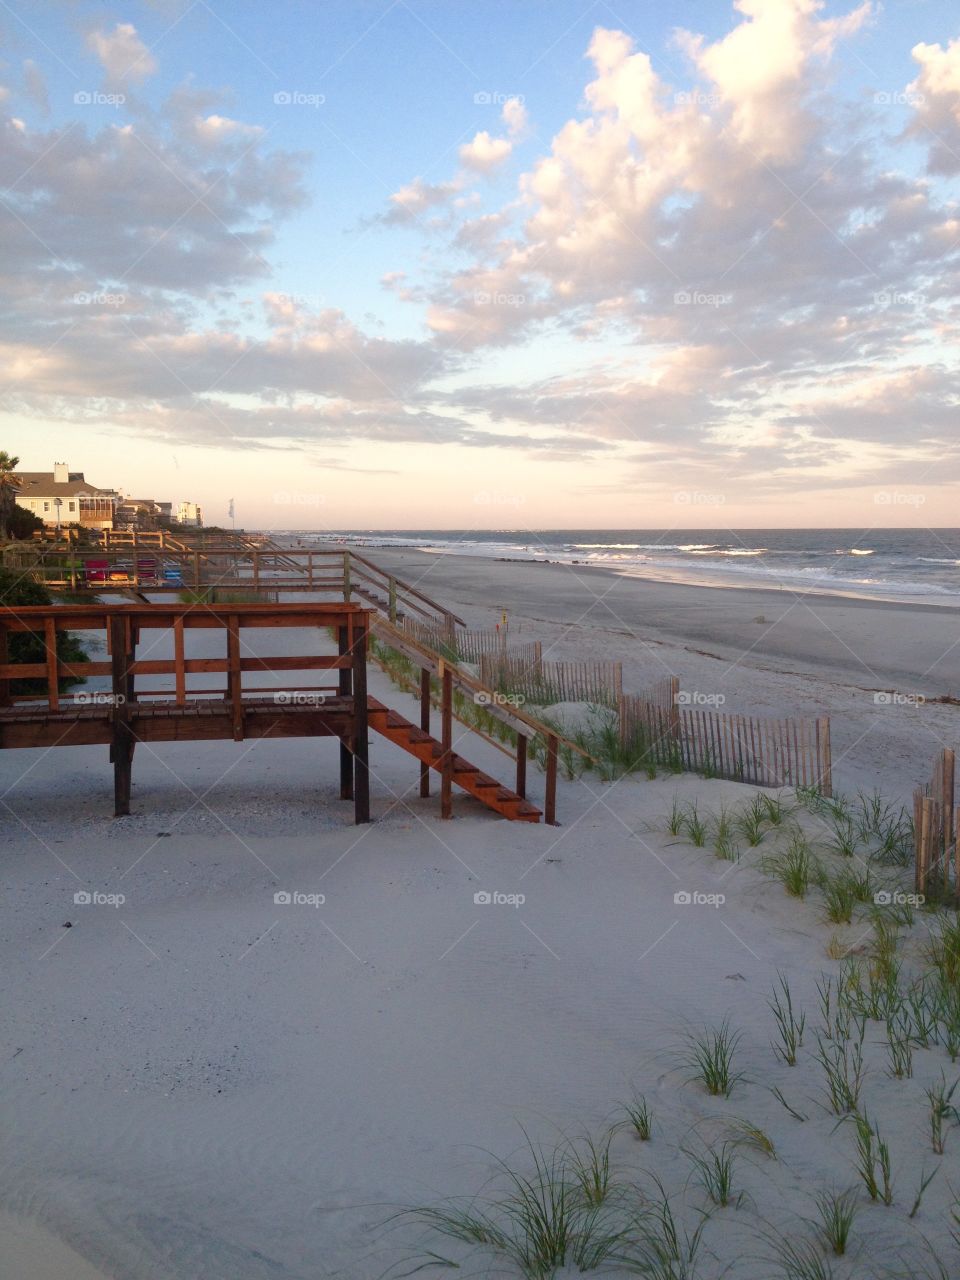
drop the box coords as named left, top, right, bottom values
left=371, top=617, right=598, bottom=825
left=0, top=602, right=372, bottom=821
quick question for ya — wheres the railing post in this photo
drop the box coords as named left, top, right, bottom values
left=516, top=733, right=527, bottom=799
left=343, top=550, right=352, bottom=602
left=338, top=624, right=353, bottom=801
left=110, top=614, right=134, bottom=817
left=352, top=614, right=370, bottom=824
left=441, top=663, right=452, bottom=819
left=0, top=623, right=9, bottom=707
left=420, top=666, right=431, bottom=798
left=253, top=550, right=260, bottom=592
left=193, top=549, right=201, bottom=592
left=545, top=734, right=558, bottom=826
left=388, top=575, right=397, bottom=623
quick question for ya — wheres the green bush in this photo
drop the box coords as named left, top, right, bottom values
left=0, top=568, right=88, bottom=694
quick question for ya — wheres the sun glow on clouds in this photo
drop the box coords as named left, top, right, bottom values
left=2, top=1, right=959, bottom=525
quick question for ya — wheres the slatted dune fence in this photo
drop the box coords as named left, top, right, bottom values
left=457, top=633, right=542, bottom=670
left=398, top=618, right=542, bottom=671
left=480, top=656, right=623, bottom=709
left=914, top=747, right=958, bottom=899
left=618, top=691, right=832, bottom=794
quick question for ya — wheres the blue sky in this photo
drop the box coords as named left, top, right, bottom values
left=2, top=0, right=959, bottom=527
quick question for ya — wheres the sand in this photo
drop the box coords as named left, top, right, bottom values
left=2, top=556, right=958, bottom=1277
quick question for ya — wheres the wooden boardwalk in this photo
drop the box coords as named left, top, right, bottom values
left=0, top=601, right=541, bottom=824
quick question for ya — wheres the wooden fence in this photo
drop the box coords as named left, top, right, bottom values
left=480, top=655, right=623, bottom=709
left=914, top=748, right=958, bottom=898
left=398, top=618, right=542, bottom=671
left=618, top=686, right=832, bottom=795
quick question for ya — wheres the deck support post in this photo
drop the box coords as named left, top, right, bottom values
left=352, top=616, right=370, bottom=824
left=109, top=615, right=134, bottom=817
left=545, top=734, right=558, bottom=826
left=440, top=664, right=453, bottom=819
left=516, top=733, right=527, bottom=799
left=419, top=666, right=431, bottom=798
left=0, top=624, right=9, bottom=709
left=338, top=625, right=353, bottom=800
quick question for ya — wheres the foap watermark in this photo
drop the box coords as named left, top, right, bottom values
left=74, top=690, right=125, bottom=706
left=274, top=692, right=330, bottom=706
left=74, top=90, right=125, bottom=108
left=676, top=690, right=726, bottom=707
left=874, top=90, right=925, bottom=107
left=874, top=491, right=925, bottom=508
left=274, top=90, right=325, bottom=107
left=474, top=91, right=525, bottom=107
left=274, top=890, right=325, bottom=907
left=873, top=691, right=925, bottom=708
left=674, top=491, right=726, bottom=507
left=272, top=490, right=325, bottom=508
left=272, top=292, right=324, bottom=309
left=74, top=291, right=126, bottom=307
left=674, top=89, right=723, bottom=108
left=475, top=291, right=525, bottom=308
left=74, top=890, right=125, bottom=907
left=674, top=289, right=732, bottom=307
left=474, top=890, right=525, bottom=907
left=874, top=289, right=926, bottom=308
left=874, top=889, right=925, bottom=907
left=473, top=490, right=525, bottom=507
left=474, top=689, right=525, bottom=708
left=674, top=890, right=725, bottom=908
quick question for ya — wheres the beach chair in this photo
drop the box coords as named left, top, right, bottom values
left=136, top=557, right=159, bottom=584
left=84, top=558, right=109, bottom=586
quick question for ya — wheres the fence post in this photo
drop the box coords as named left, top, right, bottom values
left=816, top=717, right=832, bottom=798
left=941, top=749, right=954, bottom=892
left=441, top=663, right=452, bottom=819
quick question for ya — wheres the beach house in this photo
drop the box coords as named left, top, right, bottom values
left=14, top=462, right=118, bottom=529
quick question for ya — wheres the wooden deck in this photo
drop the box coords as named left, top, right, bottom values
left=0, top=602, right=372, bottom=822
left=0, top=601, right=546, bottom=824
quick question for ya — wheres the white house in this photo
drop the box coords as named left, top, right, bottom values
left=14, top=462, right=117, bottom=529
left=176, top=501, right=203, bottom=527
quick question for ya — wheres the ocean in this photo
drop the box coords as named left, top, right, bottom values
left=272, top=529, right=960, bottom=605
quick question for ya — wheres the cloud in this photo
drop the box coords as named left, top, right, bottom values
left=459, top=130, right=513, bottom=172
left=906, top=37, right=960, bottom=174
left=378, top=176, right=463, bottom=226
left=87, top=23, right=158, bottom=86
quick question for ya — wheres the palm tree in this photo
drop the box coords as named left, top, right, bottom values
left=0, top=452, right=22, bottom=541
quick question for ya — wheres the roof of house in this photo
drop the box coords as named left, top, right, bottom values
left=14, top=471, right=114, bottom=498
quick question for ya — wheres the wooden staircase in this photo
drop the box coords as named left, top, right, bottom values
left=367, top=698, right=542, bottom=822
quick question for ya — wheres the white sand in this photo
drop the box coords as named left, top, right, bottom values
left=2, top=569, right=958, bottom=1277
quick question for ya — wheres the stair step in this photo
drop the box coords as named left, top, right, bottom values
left=367, top=699, right=542, bottom=823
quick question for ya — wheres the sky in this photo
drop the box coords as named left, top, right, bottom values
left=1, top=0, right=958, bottom=529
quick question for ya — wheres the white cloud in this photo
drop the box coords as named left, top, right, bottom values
left=907, top=37, right=960, bottom=174
left=87, top=23, right=158, bottom=86
left=459, top=130, right=513, bottom=172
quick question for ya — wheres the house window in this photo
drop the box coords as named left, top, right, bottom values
left=68, top=501, right=76, bottom=512
left=43, top=502, right=50, bottom=512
